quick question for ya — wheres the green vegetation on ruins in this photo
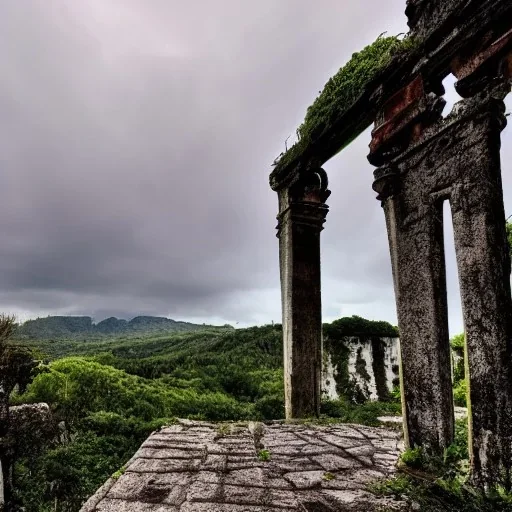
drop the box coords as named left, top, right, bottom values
left=272, top=34, right=419, bottom=173
left=372, top=419, right=512, bottom=511
left=371, top=333, right=512, bottom=510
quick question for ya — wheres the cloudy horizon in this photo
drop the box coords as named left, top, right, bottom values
left=1, top=1, right=511, bottom=334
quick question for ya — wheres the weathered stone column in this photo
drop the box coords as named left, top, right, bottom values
left=377, top=172, right=454, bottom=452
left=276, top=170, right=330, bottom=419
left=448, top=89, right=512, bottom=488
left=369, top=76, right=455, bottom=453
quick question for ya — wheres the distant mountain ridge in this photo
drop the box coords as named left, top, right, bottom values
left=16, top=315, right=233, bottom=339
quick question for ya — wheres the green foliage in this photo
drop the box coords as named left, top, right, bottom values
left=257, top=449, right=271, bottom=461
left=111, top=466, right=126, bottom=480
left=453, top=379, right=468, bottom=408
left=373, top=419, right=512, bottom=511
left=400, top=446, right=424, bottom=468
left=20, top=357, right=255, bottom=424
left=450, top=333, right=467, bottom=407
left=322, top=472, right=335, bottom=481
left=355, top=347, right=371, bottom=382
left=11, top=318, right=399, bottom=511
left=323, top=315, right=398, bottom=339
left=14, top=430, right=137, bottom=512
left=320, top=398, right=401, bottom=427
left=15, top=315, right=233, bottom=341
left=273, top=35, right=418, bottom=172
left=372, top=473, right=512, bottom=512
left=322, top=316, right=398, bottom=403
left=450, top=333, right=465, bottom=351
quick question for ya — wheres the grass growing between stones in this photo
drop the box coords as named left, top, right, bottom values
left=370, top=419, right=512, bottom=511
left=111, top=465, right=126, bottom=481
left=257, top=449, right=271, bottom=461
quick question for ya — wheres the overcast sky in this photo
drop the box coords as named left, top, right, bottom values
left=1, top=1, right=511, bottom=334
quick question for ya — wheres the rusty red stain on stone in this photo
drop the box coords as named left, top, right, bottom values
left=451, top=28, right=512, bottom=80
left=369, top=75, right=426, bottom=155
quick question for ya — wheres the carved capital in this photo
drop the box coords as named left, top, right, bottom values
left=275, top=168, right=330, bottom=238
left=289, top=168, right=331, bottom=204
left=372, top=166, right=400, bottom=202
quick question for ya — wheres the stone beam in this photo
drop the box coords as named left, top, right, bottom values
left=276, top=170, right=330, bottom=418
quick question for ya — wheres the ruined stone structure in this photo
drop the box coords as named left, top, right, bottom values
left=270, top=0, right=512, bottom=488
left=80, top=419, right=403, bottom=512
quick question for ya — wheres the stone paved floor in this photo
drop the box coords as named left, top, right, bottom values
left=80, top=419, right=405, bottom=512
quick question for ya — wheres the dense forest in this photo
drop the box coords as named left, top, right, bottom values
left=2, top=315, right=403, bottom=511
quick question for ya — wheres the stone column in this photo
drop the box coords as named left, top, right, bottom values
left=276, top=170, right=330, bottom=419
left=376, top=171, right=454, bottom=452
left=449, top=94, right=512, bottom=488
left=369, top=76, right=454, bottom=453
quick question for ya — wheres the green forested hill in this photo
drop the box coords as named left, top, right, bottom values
left=15, top=315, right=233, bottom=340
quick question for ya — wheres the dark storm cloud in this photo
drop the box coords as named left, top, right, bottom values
left=1, top=1, right=507, bottom=330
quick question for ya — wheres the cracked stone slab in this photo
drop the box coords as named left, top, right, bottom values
left=79, top=420, right=404, bottom=512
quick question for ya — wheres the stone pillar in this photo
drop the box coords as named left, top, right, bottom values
left=449, top=93, right=512, bottom=488
left=372, top=70, right=512, bottom=485
left=369, top=76, right=454, bottom=453
left=378, top=174, right=454, bottom=452
left=276, top=170, right=330, bottom=419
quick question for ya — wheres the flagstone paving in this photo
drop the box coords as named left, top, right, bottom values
left=80, top=419, right=406, bottom=511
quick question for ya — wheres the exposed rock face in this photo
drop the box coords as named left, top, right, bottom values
left=80, top=419, right=405, bottom=512
left=0, top=403, right=55, bottom=508
left=323, top=337, right=400, bottom=402
left=6, top=403, right=54, bottom=447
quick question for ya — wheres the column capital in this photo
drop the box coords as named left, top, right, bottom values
left=372, top=166, right=400, bottom=202
left=276, top=201, right=329, bottom=238
left=275, top=168, right=330, bottom=238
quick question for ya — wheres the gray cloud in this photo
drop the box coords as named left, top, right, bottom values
left=0, top=1, right=510, bottom=332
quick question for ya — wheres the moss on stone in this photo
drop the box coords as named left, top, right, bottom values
left=355, top=346, right=371, bottom=382
left=371, top=337, right=390, bottom=401
left=323, top=334, right=351, bottom=399
left=273, top=35, right=419, bottom=173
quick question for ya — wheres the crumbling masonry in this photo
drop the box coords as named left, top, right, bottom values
left=270, top=0, right=512, bottom=488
